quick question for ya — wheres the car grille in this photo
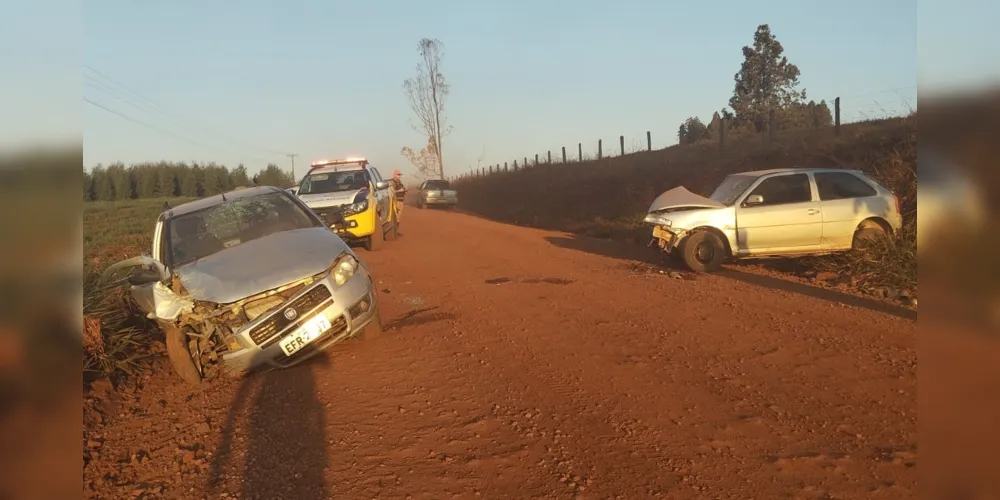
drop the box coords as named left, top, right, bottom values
left=273, top=315, right=349, bottom=367
left=249, top=284, right=332, bottom=346
left=313, top=206, right=346, bottom=228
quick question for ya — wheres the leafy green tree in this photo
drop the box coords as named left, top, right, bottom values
left=678, top=117, right=709, bottom=145
left=83, top=169, right=94, bottom=201
left=728, top=24, right=807, bottom=132
left=256, top=163, right=293, bottom=188
left=230, top=164, right=250, bottom=187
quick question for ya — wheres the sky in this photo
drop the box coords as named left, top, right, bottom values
left=4, top=0, right=997, bottom=181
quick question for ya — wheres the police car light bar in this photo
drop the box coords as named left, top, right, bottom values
left=310, top=157, right=368, bottom=168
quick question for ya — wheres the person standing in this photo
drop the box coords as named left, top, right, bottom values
left=389, top=169, right=407, bottom=224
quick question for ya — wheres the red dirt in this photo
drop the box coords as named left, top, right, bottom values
left=83, top=208, right=917, bottom=499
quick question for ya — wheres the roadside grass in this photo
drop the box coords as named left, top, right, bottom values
left=83, top=197, right=195, bottom=381
left=456, top=117, right=918, bottom=300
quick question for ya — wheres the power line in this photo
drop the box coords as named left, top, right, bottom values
left=84, top=64, right=292, bottom=157
left=84, top=97, right=275, bottom=164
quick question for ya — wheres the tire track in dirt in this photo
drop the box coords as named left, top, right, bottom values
left=361, top=209, right=916, bottom=498
left=84, top=208, right=917, bottom=499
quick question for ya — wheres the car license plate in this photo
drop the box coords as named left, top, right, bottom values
left=279, top=314, right=332, bottom=356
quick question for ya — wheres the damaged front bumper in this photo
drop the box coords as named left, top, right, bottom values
left=220, top=266, right=379, bottom=373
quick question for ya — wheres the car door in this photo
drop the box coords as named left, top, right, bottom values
left=814, top=171, right=881, bottom=249
left=367, top=166, right=390, bottom=221
left=735, top=172, right=823, bottom=254
left=418, top=181, right=427, bottom=203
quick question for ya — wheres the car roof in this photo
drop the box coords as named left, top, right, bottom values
left=307, top=163, right=367, bottom=175
left=162, top=185, right=285, bottom=219
left=733, top=167, right=864, bottom=177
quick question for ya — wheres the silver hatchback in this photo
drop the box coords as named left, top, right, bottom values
left=644, top=167, right=904, bottom=272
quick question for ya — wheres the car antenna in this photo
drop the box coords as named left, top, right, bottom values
left=162, top=200, right=170, bottom=211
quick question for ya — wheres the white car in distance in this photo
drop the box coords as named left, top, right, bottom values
left=644, top=167, right=904, bottom=273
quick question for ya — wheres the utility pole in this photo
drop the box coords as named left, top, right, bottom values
left=286, top=153, right=298, bottom=183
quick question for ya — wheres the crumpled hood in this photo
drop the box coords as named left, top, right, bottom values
left=175, top=227, right=348, bottom=304
left=298, top=189, right=364, bottom=209
left=647, top=186, right=725, bottom=212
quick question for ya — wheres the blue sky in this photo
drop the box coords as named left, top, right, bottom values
left=6, top=1, right=996, bottom=179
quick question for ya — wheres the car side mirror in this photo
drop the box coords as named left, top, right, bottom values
left=286, top=188, right=298, bottom=196
left=744, top=194, right=764, bottom=206
left=128, top=266, right=166, bottom=286
left=375, top=180, right=389, bottom=190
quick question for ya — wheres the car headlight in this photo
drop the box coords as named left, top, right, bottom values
left=643, top=214, right=671, bottom=226
left=343, top=199, right=369, bottom=216
left=332, top=253, right=359, bottom=286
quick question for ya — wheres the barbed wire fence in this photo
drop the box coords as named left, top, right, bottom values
left=450, top=87, right=917, bottom=182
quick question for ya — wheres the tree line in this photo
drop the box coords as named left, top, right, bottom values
left=677, top=24, right=834, bottom=145
left=83, top=162, right=295, bottom=202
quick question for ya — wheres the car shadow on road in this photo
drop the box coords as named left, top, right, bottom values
left=544, top=234, right=917, bottom=321
left=207, top=352, right=330, bottom=498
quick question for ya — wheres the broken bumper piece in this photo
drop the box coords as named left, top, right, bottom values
left=220, top=266, right=378, bottom=374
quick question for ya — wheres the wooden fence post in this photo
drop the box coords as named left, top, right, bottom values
left=561, top=146, right=566, bottom=163
left=489, top=165, right=493, bottom=174
left=834, top=97, right=841, bottom=136
left=619, top=135, right=624, bottom=156
left=646, top=131, right=651, bottom=151
left=547, top=150, right=552, bottom=164
left=504, top=161, right=508, bottom=172
left=524, top=157, right=528, bottom=168
left=578, top=143, right=582, bottom=162
left=513, top=160, right=518, bottom=170
left=598, top=139, right=603, bottom=159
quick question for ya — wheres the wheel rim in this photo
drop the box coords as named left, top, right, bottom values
left=694, top=242, right=717, bottom=263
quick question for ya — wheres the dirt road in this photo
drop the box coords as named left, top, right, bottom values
left=84, top=208, right=917, bottom=499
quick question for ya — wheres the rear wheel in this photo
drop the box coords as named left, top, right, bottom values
left=162, top=324, right=201, bottom=386
left=852, top=223, right=888, bottom=250
left=679, top=230, right=727, bottom=273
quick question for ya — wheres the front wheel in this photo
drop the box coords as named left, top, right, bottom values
left=162, top=324, right=202, bottom=385
left=679, top=230, right=726, bottom=273
left=360, top=310, right=382, bottom=340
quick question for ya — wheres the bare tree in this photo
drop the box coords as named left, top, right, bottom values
left=402, top=38, right=450, bottom=180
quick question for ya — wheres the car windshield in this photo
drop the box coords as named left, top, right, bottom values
left=298, top=169, right=370, bottom=195
left=167, top=192, right=318, bottom=267
left=424, top=180, right=450, bottom=190
left=709, top=174, right=759, bottom=206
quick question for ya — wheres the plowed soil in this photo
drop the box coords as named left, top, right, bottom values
left=83, top=208, right=917, bottom=499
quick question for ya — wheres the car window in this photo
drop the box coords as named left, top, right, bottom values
left=710, top=174, right=758, bottom=206
left=424, top=180, right=450, bottom=190
left=744, top=174, right=812, bottom=206
left=167, top=192, right=317, bottom=267
left=369, top=167, right=383, bottom=182
left=419, top=181, right=427, bottom=190
left=814, top=172, right=877, bottom=201
left=299, top=170, right=370, bottom=195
